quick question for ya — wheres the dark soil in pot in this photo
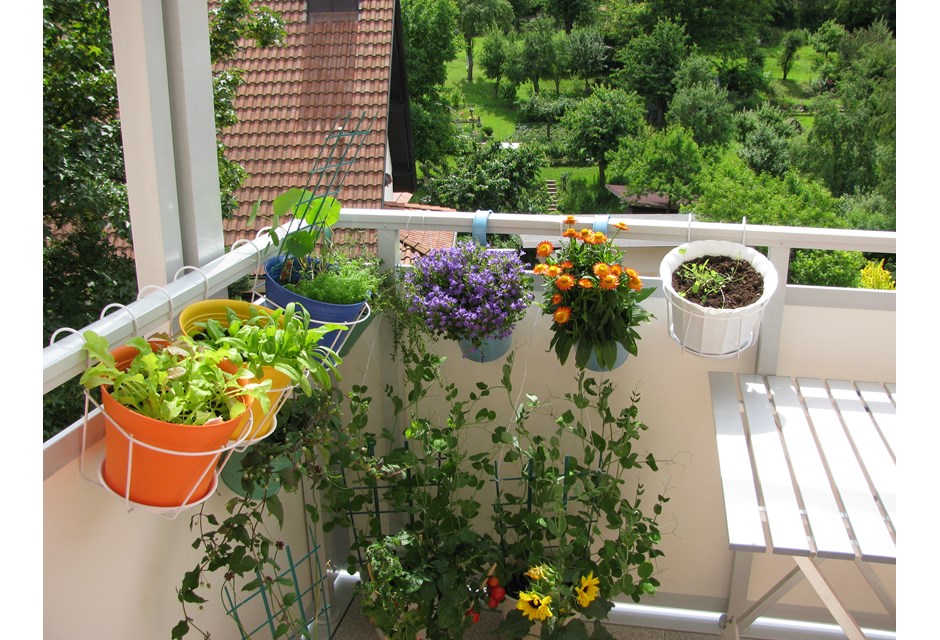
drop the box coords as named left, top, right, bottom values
left=672, top=255, right=764, bottom=309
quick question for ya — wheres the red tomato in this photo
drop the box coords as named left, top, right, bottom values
left=470, top=611, right=480, bottom=624
left=487, top=597, right=500, bottom=609
left=486, top=576, right=500, bottom=588
left=489, top=586, right=506, bottom=602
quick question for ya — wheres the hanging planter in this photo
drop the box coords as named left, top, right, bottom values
left=583, top=342, right=628, bottom=372
left=458, top=334, right=513, bottom=363
left=81, top=337, right=263, bottom=509
left=264, top=255, right=369, bottom=355
left=659, top=240, right=778, bottom=358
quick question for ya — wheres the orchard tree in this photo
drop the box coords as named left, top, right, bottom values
left=402, top=0, right=460, bottom=165
left=810, top=19, right=846, bottom=60
left=666, top=56, right=734, bottom=148
left=520, top=15, right=559, bottom=95
left=609, top=124, right=704, bottom=209
left=544, top=0, right=594, bottom=34
left=778, top=29, right=806, bottom=80
left=456, top=0, right=514, bottom=82
left=561, top=86, right=647, bottom=188
left=648, top=0, right=774, bottom=58
left=479, top=29, right=515, bottom=98
left=733, top=103, right=799, bottom=177
left=423, top=139, right=549, bottom=213
left=612, top=18, right=689, bottom=126
left=566, top=28, right=608, bottom=94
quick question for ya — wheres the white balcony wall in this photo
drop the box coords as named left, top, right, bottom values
left=43, top=254, right=896, bottom=639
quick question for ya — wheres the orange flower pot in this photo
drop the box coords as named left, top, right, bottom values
left=100, top=342, right=253, bottom=508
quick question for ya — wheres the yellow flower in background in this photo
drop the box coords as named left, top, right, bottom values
left=517, top=592, right=553, bottom=622
left=536, top=241, right=555, bottom=257
left=575, top=572, right=600, bottom=608
left=525, top=565, right=548, bottom=581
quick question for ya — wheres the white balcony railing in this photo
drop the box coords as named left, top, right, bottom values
left=43, top=210, right=897, bottom=640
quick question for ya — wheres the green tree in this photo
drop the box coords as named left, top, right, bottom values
left=520, top=15, right=560, bottom=95
left=609, top=124, right=704, bottom=209
left=810, top=19, right=847, bottom=60
left=561, top=86, right=647, bottom=188
left=402, top=0, right=460, bottom=165
left=422, top=139, right=549, bottom=213
left=648, top=0, right=774, bottom=58
left=566, top=28, right=608, bottom=94
left=666, top=55, right=734, bottom=148
left=778, top=28, right=806, bottom=80
left=480, top=28, right=515, bottom=98
left=456, top=0, right=514, bottom=82
left=733, top=103, right=799, bottom=176
left=612, top=18, right=690, bottom=126
left=543, top=0, right=595, bottom=34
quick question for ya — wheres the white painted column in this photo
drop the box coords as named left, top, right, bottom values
left=108, top=0, right=184, bottom=288
left=161, top=0, right=225, bottom=268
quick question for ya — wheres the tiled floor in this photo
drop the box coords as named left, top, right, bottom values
left=330, top=597, right=718, bottom=640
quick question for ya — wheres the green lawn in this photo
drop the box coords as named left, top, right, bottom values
left=539, top=165, right=597, bottom=183
left=762, top=44, right=823, bottom=113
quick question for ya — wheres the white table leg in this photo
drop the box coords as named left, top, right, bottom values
left=794, top=556, right=867, bottom=640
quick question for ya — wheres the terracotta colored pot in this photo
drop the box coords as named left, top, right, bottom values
left=100, top=342, right=252, bottom=508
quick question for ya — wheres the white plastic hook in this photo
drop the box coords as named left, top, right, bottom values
left=173, top=265, right=211, bottom=300
left=137, top=285, right=175, bottom=329
left=48, top=326, right=82, bottom=347
left=687, top=212, right=693, bottom=243
left=741, top=216, right=747, bottom=246
left=99, top=303, right=140, bottom=337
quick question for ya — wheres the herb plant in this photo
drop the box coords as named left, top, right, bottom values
left=286, top=250, right=381, bottom=305
left=402, top=241, right=534, bottom=349
left=80, top=333, right=271, bottom=424
left=535, top=216, right=654, bottom=370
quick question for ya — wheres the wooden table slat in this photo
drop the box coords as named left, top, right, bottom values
left=767, top=376, right=855, bottom=560
left=708, top=372, right=767, bottom=552
left=827, top=380, right=897, bottom=530
left=739, top=375, right=811, bottom=556
left=798, top=379, right=895, bottom=564
left=855, top=381, right=896, bottom=461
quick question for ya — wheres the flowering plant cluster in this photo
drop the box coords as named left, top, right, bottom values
left=514, top=564, right=603, bottom=626
left=403, top=241, right=534, bottom=348
left=535, top=216, right=654, bottom=370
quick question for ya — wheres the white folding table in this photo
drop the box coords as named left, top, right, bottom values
left=708, top=372, right=896, bottom=639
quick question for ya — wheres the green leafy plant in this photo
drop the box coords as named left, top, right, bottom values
left=490, top=369, right=667, bottom=640
left=676, top=259, right=732, bottom=304
left=860, top=258, right=896, bottom=290
left=175, top=386, right=344, bottom=640
left=189, top=301, right=343, bottom=396
left=79, top=333, right=271, bottom=424
left=286, top=249, right=382, bottom=306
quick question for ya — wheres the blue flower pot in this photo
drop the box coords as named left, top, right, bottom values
left=457, top=334, right=512, bottom=363
left=264, top=256, right=366, bottom=354
left=584, top=343, right=628, bottom=372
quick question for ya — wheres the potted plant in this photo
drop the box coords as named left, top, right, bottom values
left=658, top=239, right=778, bottom=357
left=79, top=332, right=271, bottom=508
left=400, top=240, right=534, bottom=362
left=490, top=371, right=668, bottom=640
left=175, top=385, right=344, bottom=640
left=179, top=299, right=344, bottom=443
left=250, top=190, right=380, bottom=355
left=534, top=216, right=654, bottom=371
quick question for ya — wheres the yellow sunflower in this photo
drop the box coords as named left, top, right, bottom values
left=525, top=565, right=548, bottom=581
left=575, top=572, right=600, bottom=608
left=517, top=592, right=553, bottom=622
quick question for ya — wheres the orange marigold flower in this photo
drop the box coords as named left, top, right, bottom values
left=592, top=263, right=610, bottom=278
left=609, top=264, right=623, bottom=276
left=578, top=228, right=593, bottom=241
left=553, top=306, right=572, bottom=324
left=600, top=274, right=620, bottom=290
left=562, top=215, right=577, bottom=226
left=546, top=264, right=563, bottom=278
left=613, top=221, right=629, bottom=231
left=578, top=278, right=593, bottom=289
left=592, top=231, right=607, bottom=245
left=536, top=241, right=554, bottom=257
left=561, top=260, right=573, bottom=270
left=555, top=274, right=576, bottom=291
left=562, top=228, right=578, bottom=238
left=533, top=263, right=548, bottom=275
left=626, top=268, right=643, bottom=291
left=551, top=293, right=562, bottom=305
